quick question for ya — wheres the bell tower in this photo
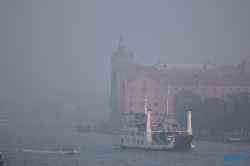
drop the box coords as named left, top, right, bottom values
left=111, top=29, right=133, bottom=71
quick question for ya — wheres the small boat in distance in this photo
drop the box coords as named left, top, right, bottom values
left=62, top=147, right=77, bottom=154
left=77, top=119, right=91, bottom=132
left=0, top=153, right=6, bottom=166
left=219, top=132, right=250, bottom=143
left=0, top=118, right=8, bottom=126
left=21, top=119, right=28, bottom=124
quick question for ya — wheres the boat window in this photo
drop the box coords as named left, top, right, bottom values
left=126, top=123, right=135, bottom=128
left=135, top=124, right=141, bottom=128
left=172, top=123, right=179, bottom=127
left=231, top=134, right=240, bottom=138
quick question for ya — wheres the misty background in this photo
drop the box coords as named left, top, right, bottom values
left=0, top=0, right=249, bottom=101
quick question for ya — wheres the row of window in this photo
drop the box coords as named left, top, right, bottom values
left=129, top=86, right=160, bottom=92
left=161, top=70, right=231, bottom=75
left=129, top=102, right=159, bottom=107
left=130, top=93, right=237, bottom=106
left=210, top=87, right=248, bottom=92
left=129, top=88, right=248, bottom=101
left=131, top=94, right=169, bottom=99
left=200, top=91, right=249, bottom=99
left=120, top=139, right=144, bottom=145
left=121, top=131, right=145, bottom=137
left=130, top=86, right=193, bottom=92
left=132, top=93, right=244, bottom=102
left=129, top=93, right=160, bottom=99
left=172, top=87, right=248, bottom=92
left=129, top=111, right=159, bottom=114
left=125, top=124, right=135, bottom=128
left=129, top=87, right=249, bottom=93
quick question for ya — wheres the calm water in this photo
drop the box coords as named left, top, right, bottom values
left=0, top=119, right=249, bottom=166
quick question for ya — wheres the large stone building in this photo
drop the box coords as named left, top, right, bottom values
left=110, top=31, right=250, bottom=130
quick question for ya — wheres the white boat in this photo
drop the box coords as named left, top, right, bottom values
left=21, top=119, right=28, bottom=124
left=219, top=132, right=250, bottom=143
left=116, top=95, right=195, bottom=151
left=0, top=118, right=8, bottom=126
left=62, top=147, right=77, bottom=154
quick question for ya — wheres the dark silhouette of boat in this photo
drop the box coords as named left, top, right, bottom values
left=219, top=132, right=250, bottom=143
left=0, top=153, right=5, bottom=166
left=62, top=147, right=77, bottom=154
left=77, top=119, right=92, bottom=132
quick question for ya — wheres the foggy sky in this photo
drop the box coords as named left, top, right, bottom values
left=0, top=0, right=249, bottom=101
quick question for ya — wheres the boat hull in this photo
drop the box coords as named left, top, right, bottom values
left=117, top=134, right=194, bottom=151
left=173, top=135, right=194, bottom=151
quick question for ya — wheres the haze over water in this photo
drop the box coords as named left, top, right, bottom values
left=0, top=119, right=249, bottom=166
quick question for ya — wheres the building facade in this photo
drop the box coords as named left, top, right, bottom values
left=110, top=32, right=250, bottom=130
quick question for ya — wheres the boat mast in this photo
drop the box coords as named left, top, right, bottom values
left=143, top=93, right=149, bottom=114
left=166, top=85, right=169, bottom=115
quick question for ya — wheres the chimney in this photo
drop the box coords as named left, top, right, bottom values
left=146, top=109, right=152, bottom=143
left=187, top=109, right=193, bottom=135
